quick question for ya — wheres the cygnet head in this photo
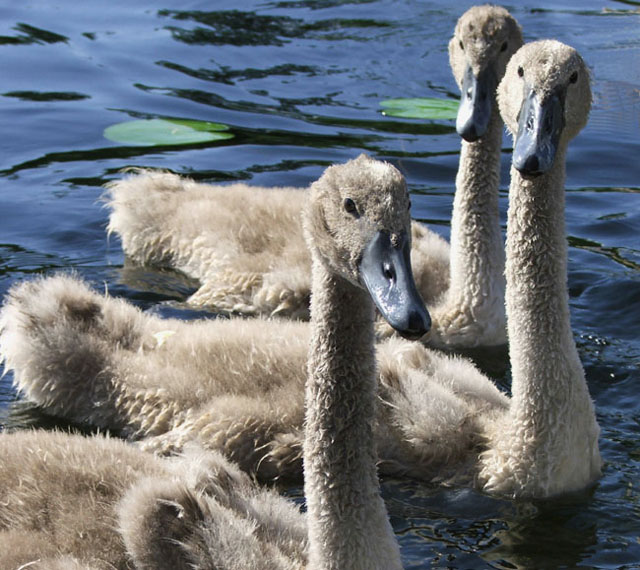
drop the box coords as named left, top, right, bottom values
left=498, top=40, right=591, bottom=176
left=449, top=5, right=523, bottom=141
left=303, top=154, right=430, bottom=340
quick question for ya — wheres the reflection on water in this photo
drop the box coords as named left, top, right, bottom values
left=486, top=496, right=601, bottom=568
left=0, top=0, right=639, bottom=567
left=0, top=245, right=67, bottom=277
left=570, top=236, right=640, bottom=270
left=156, top=59, right=321, bottom=85
left=160, top=8, right=392, bottom=46
left=2, top=90, right=90, bottom=102
left=0, top=23, right=68, bottom=45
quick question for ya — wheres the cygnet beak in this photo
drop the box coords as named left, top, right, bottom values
left=359, top=230, right=431, bottom=340
left=456, top=64, right=496, bottom=142
left=513, top=86, right=564, bottom=176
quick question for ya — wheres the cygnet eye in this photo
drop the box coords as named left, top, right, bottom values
left=500, top=41, right=508, bottom=52
left=459, top=39, right=464, bottom=51
left=517, top=66, right=524, bottom=78
left=343, top=197, right=358, bottom=216
left=569, top=71, right=578, bottom=84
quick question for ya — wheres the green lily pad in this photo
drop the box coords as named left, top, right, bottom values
left=104, top=118, right=234, bottom=146
left=380, top=97, right=459, bottom=120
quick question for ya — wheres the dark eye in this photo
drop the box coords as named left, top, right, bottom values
left=569, top=71, right=578, bottom=84
left=517, top=66, right=524, bottom=78
left=459, top=39, right=464, bottom=51
left=343, top=197, right=358, bottom=215
left=500, top=41, right=508, bottom=52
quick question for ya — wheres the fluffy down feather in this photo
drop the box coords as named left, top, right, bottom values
left=0, top=430, right=308, bottom=570
left=105, top=5, right=524, bottom=350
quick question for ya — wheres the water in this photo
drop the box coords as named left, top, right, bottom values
left=0, top=0, right=638, bottom=567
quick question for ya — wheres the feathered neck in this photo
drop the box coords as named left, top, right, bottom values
left=502, top=145, right=601, bottom=495
left=433, top=106, right=506, bottom=345
left=303, top=254, right=402, bottom=570
left=506, top=147, right=578, bottom=396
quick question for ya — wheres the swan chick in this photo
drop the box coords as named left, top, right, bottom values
left=106, top=5, right=521, bottom=350
left=0, top=154, right=429, bottom=568
left=477, top=39, right=601, bottom=497
left=0, top=430, right=308, bottom=570
left=424, top=4, right=522, bottom=348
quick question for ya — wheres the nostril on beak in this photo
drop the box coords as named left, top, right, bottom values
left=382, top=262, right=395, bottom=282
left=526, top=116, right=535, bottom=132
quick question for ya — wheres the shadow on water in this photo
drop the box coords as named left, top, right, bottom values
left=384, top=481, right=605, bottom=569
left=449, top=344, right=511, bottom=386
left=484, top=494, right=601, bottom=569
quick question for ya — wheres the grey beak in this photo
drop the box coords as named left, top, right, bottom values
left=456, top=64, right=496, bottom=142
left=513, top=87, right=564, bottom=176
left=359, top=230, right=431, bottom=340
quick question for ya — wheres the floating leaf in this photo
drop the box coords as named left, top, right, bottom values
left=104, top=118, right=234, bottom=146
left=380, top=97, right=459, bottom=120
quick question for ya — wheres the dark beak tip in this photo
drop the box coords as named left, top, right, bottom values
left=398, top=329, right=426, bottom=341
left=517, top=167, right=544, bottom=178
left=456, top=119, right=475, bottom=140
left=395, top=309, right=431, bottom=341
left=457, top=111, right=488, bottom=142
left=514, top=151, right=546, bottom=177
left=460, top=128, right=481, bottom=142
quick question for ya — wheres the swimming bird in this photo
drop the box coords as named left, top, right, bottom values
left=423, top=4, right=522, bottom=348
left=0, top=431, right=308, bottom=569
left=0, top=153, right=429, bottom=569
left=106, top=5, right=522, bottom=349
left=106, top=162, right=446, bottom=322
left=380, top=39, right=602, bottom=496
left=1, top=46, right=602, bottom=499
left=376, top=39, right=602, bottom=496
left=1, top=270, right=494, bottom=482
left=475, top=39, right=602, bottom=495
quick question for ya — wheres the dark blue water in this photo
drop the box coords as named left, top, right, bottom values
left=1, top=1, right=638, bottom=567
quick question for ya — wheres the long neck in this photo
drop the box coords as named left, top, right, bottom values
left=505, top=148, right=600, bottom=493
left=447, top=107, right=505, bottom=314
left=303, top=256, right=402, bottom=570
left=506, top=148, right=579, bottom=399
